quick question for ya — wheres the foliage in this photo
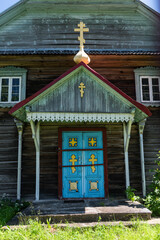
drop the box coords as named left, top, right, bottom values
left=143, top=151, right=160, bottom=216
left=0, top=194, right=29, bottom=226
left=125, top=186, right=140, bottom=202
left=0, top=220, right=160, bottom=240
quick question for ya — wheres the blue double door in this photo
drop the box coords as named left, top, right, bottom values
left=62, top=131, right=105, bottom=198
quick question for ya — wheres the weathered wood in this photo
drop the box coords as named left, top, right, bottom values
left=144, top=108, right=160, bottom=192
left=0, top=1, right=159, bottom=51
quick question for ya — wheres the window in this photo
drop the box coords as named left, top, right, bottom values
left=0, top=77, right=21, bottom=103
left=0, top=67, right=27, bottom=107
left=140, top=76, right=160, bottom=102
left=134, top=67, right=160, bottom=106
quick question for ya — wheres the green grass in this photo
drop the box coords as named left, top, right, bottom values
left=0, top=198, right=29, bottom=226
left=0, top=220, right=160, bottom=240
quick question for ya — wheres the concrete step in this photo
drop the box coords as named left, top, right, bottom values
left=7, top=200, right=152, bottom=225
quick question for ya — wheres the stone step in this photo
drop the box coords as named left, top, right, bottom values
left=24, top=211, right=151, bottom=224
left=7, top=200, right=152, bottom=225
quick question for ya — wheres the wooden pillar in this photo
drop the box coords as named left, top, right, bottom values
left=139, top=119, right=146, bottom=197
left=30, top=120, right=40, bottom=201
left=123, top=119, right=133, bottom=190
left=15, top=119, right=23, bottom=200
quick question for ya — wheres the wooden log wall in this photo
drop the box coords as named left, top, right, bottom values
left=0, top=108, right=18, bottom=198
left=1, top=55, right=160, bottom=100
left=144, top=107, right=160, bottom=191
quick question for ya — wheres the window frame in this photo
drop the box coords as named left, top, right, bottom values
left=0, top=76, right=22, bottom=103
left=134, top=67, right=160, bottom=107
left=0, top=66, right=27, bottom=107
left=140, top=76, right=160, bottom=103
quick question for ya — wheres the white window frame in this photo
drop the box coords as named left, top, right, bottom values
left=134, top=67, right=160, bottom=107
left=0, top=77, right=22, bottom=103
left=140, top=76, right=160, bottom=103
left=0, top=66, right=27, bottom=107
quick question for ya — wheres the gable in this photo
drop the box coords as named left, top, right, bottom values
left=31, top=68, right=131, bottom=114
left=0, top=0, right=160, bottom=52
left=9, top=62, right=151, bottom=122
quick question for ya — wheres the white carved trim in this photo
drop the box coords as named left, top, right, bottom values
left=26, top=112, right=134, bottom=123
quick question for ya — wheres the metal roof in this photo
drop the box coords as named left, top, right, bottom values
left=0, top=49, right=160, bottom=55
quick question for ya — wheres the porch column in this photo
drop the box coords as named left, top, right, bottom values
left=123, top=110, right=135, bottom=192
left=30, top=120, right=40, bottom=201
left=123, top=120, right=131, bottom=189
left=15, top=119, right=23, bottom=200
left=139, top=119, right=146, bottom=197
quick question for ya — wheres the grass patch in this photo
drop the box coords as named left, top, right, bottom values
left=0, top=197, right=29, bottom=226
left=0, top=220, right=160, bottom=240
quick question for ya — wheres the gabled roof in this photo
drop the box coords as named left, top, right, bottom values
left=9, top=61, right=151, bottom=119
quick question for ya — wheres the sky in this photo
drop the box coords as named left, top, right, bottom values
left=0, top=0, right=160, bottom=14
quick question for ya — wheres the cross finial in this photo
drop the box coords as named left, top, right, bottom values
left=74, top=22, right=89, bottom=50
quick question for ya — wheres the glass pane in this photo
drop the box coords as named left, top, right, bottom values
left=11, top=78, right=20, bottom=102
left=152, top=86, right=159, bottom=93
left=143, top=93, right=150, bottom=101
left=153, top=93, right=160, bottom=101
left=142, top=86, right=149, bottom=92
left=12, top=86, right=19, bottom=94
left=1, top=94, right=8, bottom=102
left=2, top=87, right=8, bottom=93
left=1, top=79, right=9, bottom=102
left=2, top=78, right=9, bottom=86
left=142, top=78, right=149, bottom=85
left=12, top=94, right=19, bottom=101
left=152, top=78, right=159, bottom=85
left=142, top=85, right=150, bottom=101
left=12, top=78, right=19, bottom=86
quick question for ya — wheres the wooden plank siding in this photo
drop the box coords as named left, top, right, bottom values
left=144, top=107, right=160, bottom=192
left=0, top=9, right=160, bottom=50
left=0, top=108, right=18, bottom=198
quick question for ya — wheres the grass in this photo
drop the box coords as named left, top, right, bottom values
left=0, top=197, right=29, bottom=226
left=0, top=220, right=160, bottom=240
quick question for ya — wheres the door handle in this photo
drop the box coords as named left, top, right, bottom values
left=79, top=156, right=81, bottom=164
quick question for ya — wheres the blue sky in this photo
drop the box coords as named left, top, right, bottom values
left=0, top=0, right=160, bottom=13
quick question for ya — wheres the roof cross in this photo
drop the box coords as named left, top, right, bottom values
left=74, top=22, right=89, bottom=50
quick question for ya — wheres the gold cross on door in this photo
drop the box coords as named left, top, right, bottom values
left=69, top=154, right=77, bottom=173
left=89, top=154, right=97, bottom=173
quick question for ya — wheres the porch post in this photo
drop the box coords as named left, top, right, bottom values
left=139, top=119, right=146, bottom=197
left=123, top=109, right=134, bottom=190
left=123, top=121, right=131, bottom=189
left=15, top=119, right=23, bottom=200
left=30, top=120, right=40, bottom=201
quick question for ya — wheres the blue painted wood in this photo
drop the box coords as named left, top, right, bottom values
left=62, top=131, right=105, bottom=198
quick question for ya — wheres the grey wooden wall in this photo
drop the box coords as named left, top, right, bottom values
left=0, top=1, right=160, bottom=51
left=0, top=109, right=18, bottom=198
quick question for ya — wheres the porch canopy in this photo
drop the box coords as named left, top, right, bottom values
left=9, top=62, right=151, bottom=200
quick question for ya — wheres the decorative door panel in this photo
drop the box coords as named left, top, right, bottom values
left=62, top=132, right=82, bottom=150
left=62, top=130, right=105, bottom=198
left=62, top=151, right=83, bottom=198
left=84, top=151, right=104, bottom=198
left=83, top=132, right=103, bottom=149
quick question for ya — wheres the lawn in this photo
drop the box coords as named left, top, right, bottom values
left=0, top=197, right=29, bottom=226
left=0, top=220, right=160, bottom=240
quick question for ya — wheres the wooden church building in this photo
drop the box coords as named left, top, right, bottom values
left=0, top=0, right=160, bottom=201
